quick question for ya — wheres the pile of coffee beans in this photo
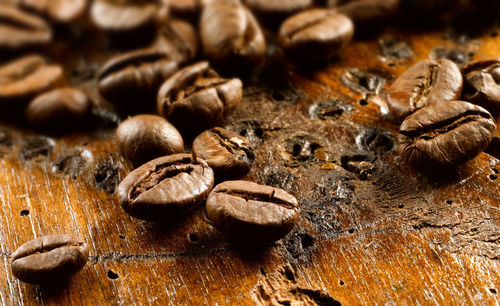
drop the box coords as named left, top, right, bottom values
left=388, top=59, right=497, bottom=170
left=2, top=0, right=499, bottom=286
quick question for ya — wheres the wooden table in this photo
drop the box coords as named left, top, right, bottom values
left=0, top=8, right=499, bottom=305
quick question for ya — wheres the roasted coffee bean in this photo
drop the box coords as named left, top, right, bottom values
left=116, top=114, right=184, bottom=167
left=19, top=0, right=87, bottom=23
left=192, top=127, right=254, bottom=180
left=157, top=61, right=242, bottom=137
left=462, top=59, right=500, bottom=113
left=11, top=234, right=89, bottom=285
left=279, top=9, right=354, bottom=62
left=335, top=0, right=400, bottom=26
left=200, top=0, right=266, bottom=64
left=387, top=59, right=462, bottom=122
left=0, top=4, right=52, bottom=50
left=0, top=55, right=64, bottom=103
left=153, top=19, right=198, bottom=64
left=90, top=0, right=169, bottom=34
left=98, top=48, right=178, bottom=112
left=399, top=101, right=496, bottom=169
left=117, top=153, right=214, bottom=221
left=205, top=180, right=299, bottom=246
left=26, top=88, right=90, bottom=133
left=243, top=0, right=312, bottom=15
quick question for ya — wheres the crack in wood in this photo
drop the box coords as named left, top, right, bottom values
left=252, top=264, right=341, bottom=305
left=88, top=248, right=228, bottom=263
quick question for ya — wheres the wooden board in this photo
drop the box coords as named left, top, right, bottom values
left=0, top=6, right=499, bottom=305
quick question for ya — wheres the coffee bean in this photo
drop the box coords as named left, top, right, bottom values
left=25, top=88, right=90, bottom=133
left=399, top=100, right=496, bottom=169
left=117, top=153, right=214, bottom=221
left=11, top=234, right=89, bottom=285
left=90, top=0, right=169, bottom=35
left=157, top=61, right=242, bottom=137
left=200, top=0, right=266, bottom=64
left=116, top=114, right=184, bottom=167
left=0, top=55, right=64, bottom=103
left=462, top=59, right=500, bottom=113
left=243, top=0, right=312, bottom=15
left=19, top=0, right=87, bottom=23
left=0, top=4, right=52, bottom=50
left=205, top=180, right=299, bottom=246
left=98, top=48, right=178, bottom=112
left=279, top=9, right=354, bottom=62
left=387, top=59, right=462, bottom=122
left=192, top=127, right=254, bottom=180
left=153, top=18, right=198, bottom=65
left=335, top=0, right=400, bottom=26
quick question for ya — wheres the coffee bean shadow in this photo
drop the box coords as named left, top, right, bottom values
left=101, top=24, right=158, bottom=51
left=251, top=54, right=292, bottom=92
left=143, top=206, right=223, bottom=244
left=0, top=100, right=30, bottom=125
left=352, top=20, right=398, bottom=40
left=144, top=215, right=196, bottom=234
left=228, top=243, right=276, bottom=263
left=254, top=13, right=294, bottom=32
left=485, top=137, right=500, bottom=160
left=292, top=55, right=343, bottom=76
left=446, top=6, right=500, bottom=40
left=414, top=160, right=479, bottom=188
left=83, top=108, right=121, bottom=134
left=33, top=279, right=72, bottom=299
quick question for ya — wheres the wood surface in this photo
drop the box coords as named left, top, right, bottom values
left=0, top=5, right=499, bottom=305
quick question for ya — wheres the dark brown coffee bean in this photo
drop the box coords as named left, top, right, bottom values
left=116, top=114, right=184, bottom=167
left=200, top=0, right=266, bottom=64
left=0, top=4, right=52, bottom=50
left=90, top=0, right=169, bottom=34
left=153, top=18, right=198, bottom=65
left=244, top=0, right=312, bottom=14
left=192, top=127, right=253, bottom=180
left=335, top=0, right=400, bottom=25
left=399, top=101, right=496, bottom=169
left=11, top=234, right=89, bottom=285
left=387, top=59, right=462, bottom=122
left=205, top=180, right=299, bottom=246
left=0, top=55, right=64, bottom=102
left=462, top=59, right=500, bottom=113
left=117, top=153, right=214, bottom=221
left=157, top=61, right=242, bottom=137
left=279, top=9, right=354, bottom=62
left=19, top=0, right=87, bottom=23
left=26, top=88, right=90, bottom=133
left=98, top=48, right=178, bottom=112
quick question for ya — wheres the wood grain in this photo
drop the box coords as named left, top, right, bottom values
left=0, top=4, right=499, bottom=305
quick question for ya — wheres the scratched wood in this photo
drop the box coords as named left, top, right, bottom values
left=0, top=5, right=499, bottom=305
